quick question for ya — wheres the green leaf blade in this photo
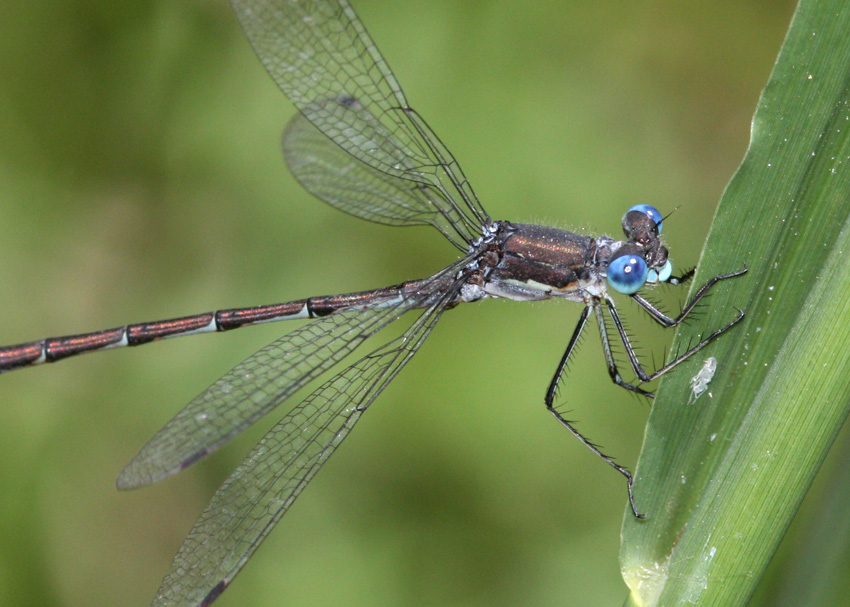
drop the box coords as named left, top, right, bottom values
left=620, top=0, right=850, bottom=605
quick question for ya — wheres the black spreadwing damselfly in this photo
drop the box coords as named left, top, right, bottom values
left=0, top=1, right=747, bottom=605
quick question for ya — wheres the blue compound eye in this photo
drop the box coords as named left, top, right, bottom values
left=608, top=254, right=649, bottom=294
left=647, top=260, right=673, bottom=284
left=627, top=204, right=663, bottom=234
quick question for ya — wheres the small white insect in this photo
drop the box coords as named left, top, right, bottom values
left=689, top=357, right=718, bottom=403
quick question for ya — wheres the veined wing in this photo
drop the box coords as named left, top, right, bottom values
left=148, top=271, right=460, bottom=607
left=118, top=288, right=418, bottom=489
left=232, top=0, right=489, bottom=247
left=283, top=111, right=474, bottom=250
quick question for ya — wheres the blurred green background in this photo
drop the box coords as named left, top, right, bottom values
left=0, top=1, right=824, bottom=606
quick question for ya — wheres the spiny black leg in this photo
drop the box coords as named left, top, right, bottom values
left=546, top=403, right=645, bottom=518
left=546, top=304, right=645, bottom=518
left=632, top=265, right=747, bottom=327
left=545, top=306, right=590, bottom=406
left=591, top=303, right=653, bottom=397
left=548, top=303, right=652, bottom=400
left=639, top=306, right=745, bottom=380
left=607, top=297, right=746, bottom=383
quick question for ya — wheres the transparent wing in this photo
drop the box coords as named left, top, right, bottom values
left=283, top=112, right=473, bottom=249
left=118, top=292, right=415, bottom=489
left=233, top=0, right=489, bottom=246
left=149, top=279, right=457, bottom=607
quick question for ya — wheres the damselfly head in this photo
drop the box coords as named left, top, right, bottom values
left=607, top=204, right=673, bottom=293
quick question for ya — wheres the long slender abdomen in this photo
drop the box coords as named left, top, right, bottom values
left=0, top=280, right=427, bottom=373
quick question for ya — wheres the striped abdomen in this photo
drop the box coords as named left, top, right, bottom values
left=0, top=280, right=431, bottom=373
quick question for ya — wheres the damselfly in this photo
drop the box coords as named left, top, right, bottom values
left=0, top=1, right=746, bottom=606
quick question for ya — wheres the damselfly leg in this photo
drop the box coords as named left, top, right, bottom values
left=545, top=265, right=747, bottom=517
